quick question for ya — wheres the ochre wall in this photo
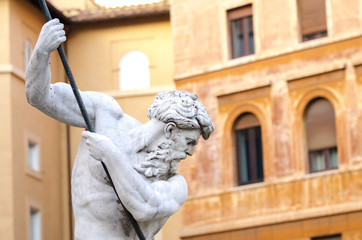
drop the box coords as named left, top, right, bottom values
left=171, top=0, right=362, bottom=239
left=175, top=37, right=362, bottom=238
left=0, top=1, right=15, bottom=239
left=2, top=0, right=71, bottom=239
left=0, top=0, right=10, bottom=64
left=67, top=17, right=174, bottom=92
left=0, top=75, right=15, bottom=240
left=49, top=0, right=87, bottom=11
left=171, top=0, right=362, bottom=78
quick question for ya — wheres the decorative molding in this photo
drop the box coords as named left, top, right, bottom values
left=182, top=165, right=362, bottom=237
left=285, top=62, right=345, bottom=82
left=174, top=34, right=362, bottom=81
left=0, top=64, right=26, bottom=81
left=353, top=59, right=362, bottom=67
left=217, top=84, right=271, bottom=103
left=181, top=200, right=362, bottom=238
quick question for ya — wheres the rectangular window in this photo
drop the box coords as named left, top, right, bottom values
left=298, top=0, right=327, bottom=41
left=311, top=233, right=341, bottom=240
left=235, top=126, right=264, bottom=185
left=228, top=5, right=254, bottom=59
left=30, top=208, right=41, bottom=240
left=28, top=141, right=40, bottom=171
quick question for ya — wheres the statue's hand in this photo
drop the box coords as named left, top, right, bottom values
left=37, top=18, right=66, bottom=54
left=82, top=131, right=115, bottom=162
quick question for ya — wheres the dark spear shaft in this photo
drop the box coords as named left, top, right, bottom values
left=37, top=1, right=145, bottom=239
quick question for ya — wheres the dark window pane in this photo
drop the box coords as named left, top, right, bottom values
left=310, top=149, right=326, bottom=172
left=231, top=19, right=245, bottom=58
left=254, top=127, right=263, bottom=180
left=236, top=126, right=263, bottom=185
left=328, top=147, right=338, bottom=169
left=236, top=130, right=250, bottom=183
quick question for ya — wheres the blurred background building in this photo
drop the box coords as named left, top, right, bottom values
left=1, top=0, right=362, bottom=240
left=0, top=0, right=174, bottom=239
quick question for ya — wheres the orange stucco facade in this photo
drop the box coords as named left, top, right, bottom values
left=171, top=0, right=362, bottom=239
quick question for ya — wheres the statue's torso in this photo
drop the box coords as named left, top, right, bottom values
left=71, top=111, right=165, bottom=239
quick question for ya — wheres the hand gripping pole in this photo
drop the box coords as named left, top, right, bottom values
left=37, top=1, right=145, bottom=239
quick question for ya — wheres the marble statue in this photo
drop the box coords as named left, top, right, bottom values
left=25, top=19, right=214, bottom=240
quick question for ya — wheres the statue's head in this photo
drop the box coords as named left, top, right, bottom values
left=133, top=90, right=215, bottom=180
left=147, top=90, right=214, bottom=140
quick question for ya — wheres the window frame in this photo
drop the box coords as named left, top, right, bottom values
left=304, top=97, right=339, bottom=173
left=297, top=0, right=328, bottom=42
left=28, top=140, right=40, bottom=171
left=29, top=208, right=42, bottom=240
left=234, top=113, right=264, bottom=185
left=308, top=147, right=338, bottom=173
left=27, top=199, right=43, bottom=240
left=227, top=4, right=255, bottom=59
left=25, top=131, right=42, bottom=179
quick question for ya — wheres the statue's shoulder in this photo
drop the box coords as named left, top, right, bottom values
left=87, top=91, right=123, bottom=119
left=167, top=174, right=187, bottom=186
left=121, top=113, right=142, bottom=127
left=167, top=174, right=188, bottom=204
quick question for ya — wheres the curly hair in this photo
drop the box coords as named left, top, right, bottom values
left=147, top=90, right=215, bottom=140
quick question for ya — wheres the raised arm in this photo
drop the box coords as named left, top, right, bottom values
left=25, top=19, right=105, bottom=127
left=82, top=131, right=188, bottom=222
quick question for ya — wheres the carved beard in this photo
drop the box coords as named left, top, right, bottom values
left=133, top=139, right=187, bottom=180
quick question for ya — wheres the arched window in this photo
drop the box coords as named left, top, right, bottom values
left=304, top=98, right=338, bottom=173
left=119, top=51, right=150, bottom=91
left=234, top=113, right=264, bottom=185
